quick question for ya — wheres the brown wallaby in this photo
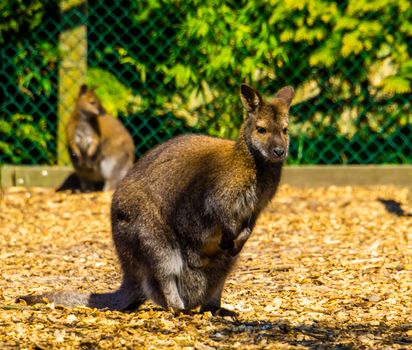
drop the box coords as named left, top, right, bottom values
left=18, top=83, right=294, bottom=316
left=66, top=85, right=135, bottom=191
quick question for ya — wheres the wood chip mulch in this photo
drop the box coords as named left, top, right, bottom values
left=1, top=185, right=411, bottom=349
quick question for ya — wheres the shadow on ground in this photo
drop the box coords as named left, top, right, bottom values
left=378, top=198, right=412, bottom=217
left=56, top=172, right=104, bottom=192
left=208, top=318, right=412, bottom=349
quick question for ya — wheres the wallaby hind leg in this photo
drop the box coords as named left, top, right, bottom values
left=138, top=238, right=185, bottom=311
left=142, top=251, right=186, bottom=312
left=113, top=202, right=186, bottom=312
left=101, top=155, right=131, bottom=191
left=103, top=178, right=118, bottom=192
left=147, top=275, right=185, bottom=311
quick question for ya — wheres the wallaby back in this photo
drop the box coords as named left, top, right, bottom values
left=66, top=85, right=135, bottom=191
left=18, top=83, right=294, bottom=315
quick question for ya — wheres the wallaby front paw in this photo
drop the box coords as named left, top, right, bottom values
left=236, top=228, right=252, bottom=244
left=230, top=228, right=252, bottom=256
left=219, top=238, right=234, bottom=251
left=220, top=228, right=252, bottom=256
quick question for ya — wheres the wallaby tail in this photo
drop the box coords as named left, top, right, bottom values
left=17, top=291, right=92, bottom=308
left=17, top=284, right=145, bottom=311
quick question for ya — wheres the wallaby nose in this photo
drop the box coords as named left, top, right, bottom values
left=273, top=147, right=285, bottom=157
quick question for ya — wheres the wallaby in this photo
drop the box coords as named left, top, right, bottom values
left=18, top=83, right=294, bottom=316
left=66, top=85, right=135, bottom=191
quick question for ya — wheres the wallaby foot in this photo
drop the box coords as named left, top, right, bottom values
left=200, top=304, right=238, bottom=317
left=159, top=277, right=185, bottom=311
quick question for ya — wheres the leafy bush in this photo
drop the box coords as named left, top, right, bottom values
left=86, top=68, right=140, bottom=117
left=1, top=1, right=58, bottom=165
left=0, top=114, right=54, bottom=164
left=1, top=0, right=411, bottom=164
left=88, top=0, right=412, bottom=163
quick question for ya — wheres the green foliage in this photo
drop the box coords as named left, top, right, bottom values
left=1, top=0, right=412, bottom=164
left=0, top=114, right=55, bottom=164
left=0, top=1, right=50, bottom=44
left=13, top=41, right=58, bottom=97
left=1, top=1, right=59, bottom=165
left=86, top=68, right=140, bottom=117
left=114, top=0, right=411, bottom=163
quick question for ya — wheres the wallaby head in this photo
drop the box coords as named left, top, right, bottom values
left=76, top=84, right=106, bottom=118
left=240, top=84, right=294, bottom=164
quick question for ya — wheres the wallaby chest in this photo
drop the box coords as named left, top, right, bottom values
left=73, top=121, right=98, bottom=156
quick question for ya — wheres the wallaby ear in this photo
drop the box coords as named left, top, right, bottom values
left=275, top=86, right=295, bottom=107
left=240, top=84, right=263, bottom=113
left=79, top=84, right=88, bottom=96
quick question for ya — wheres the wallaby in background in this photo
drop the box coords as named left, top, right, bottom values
left=66, top=85, right=135, bottom=191
left=19, top=83, right=294, bottom=316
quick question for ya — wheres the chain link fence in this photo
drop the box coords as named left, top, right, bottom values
left=1, top=0, right=412, bottom=166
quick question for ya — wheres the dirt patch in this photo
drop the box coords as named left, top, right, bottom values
left=1, top=185, right=411, bottom=349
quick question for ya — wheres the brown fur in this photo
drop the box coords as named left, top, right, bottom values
left=66, top=85, right=135, bottom=191
left=18, top=83, right=294, bottom=316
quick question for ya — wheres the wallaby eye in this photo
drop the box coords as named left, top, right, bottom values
left=283, top=127, right=288, bottom=134
left=256, top=127, right=266, bottom=134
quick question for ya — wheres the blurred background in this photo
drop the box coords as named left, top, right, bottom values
left=1, top=0, right=411, bottom=166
